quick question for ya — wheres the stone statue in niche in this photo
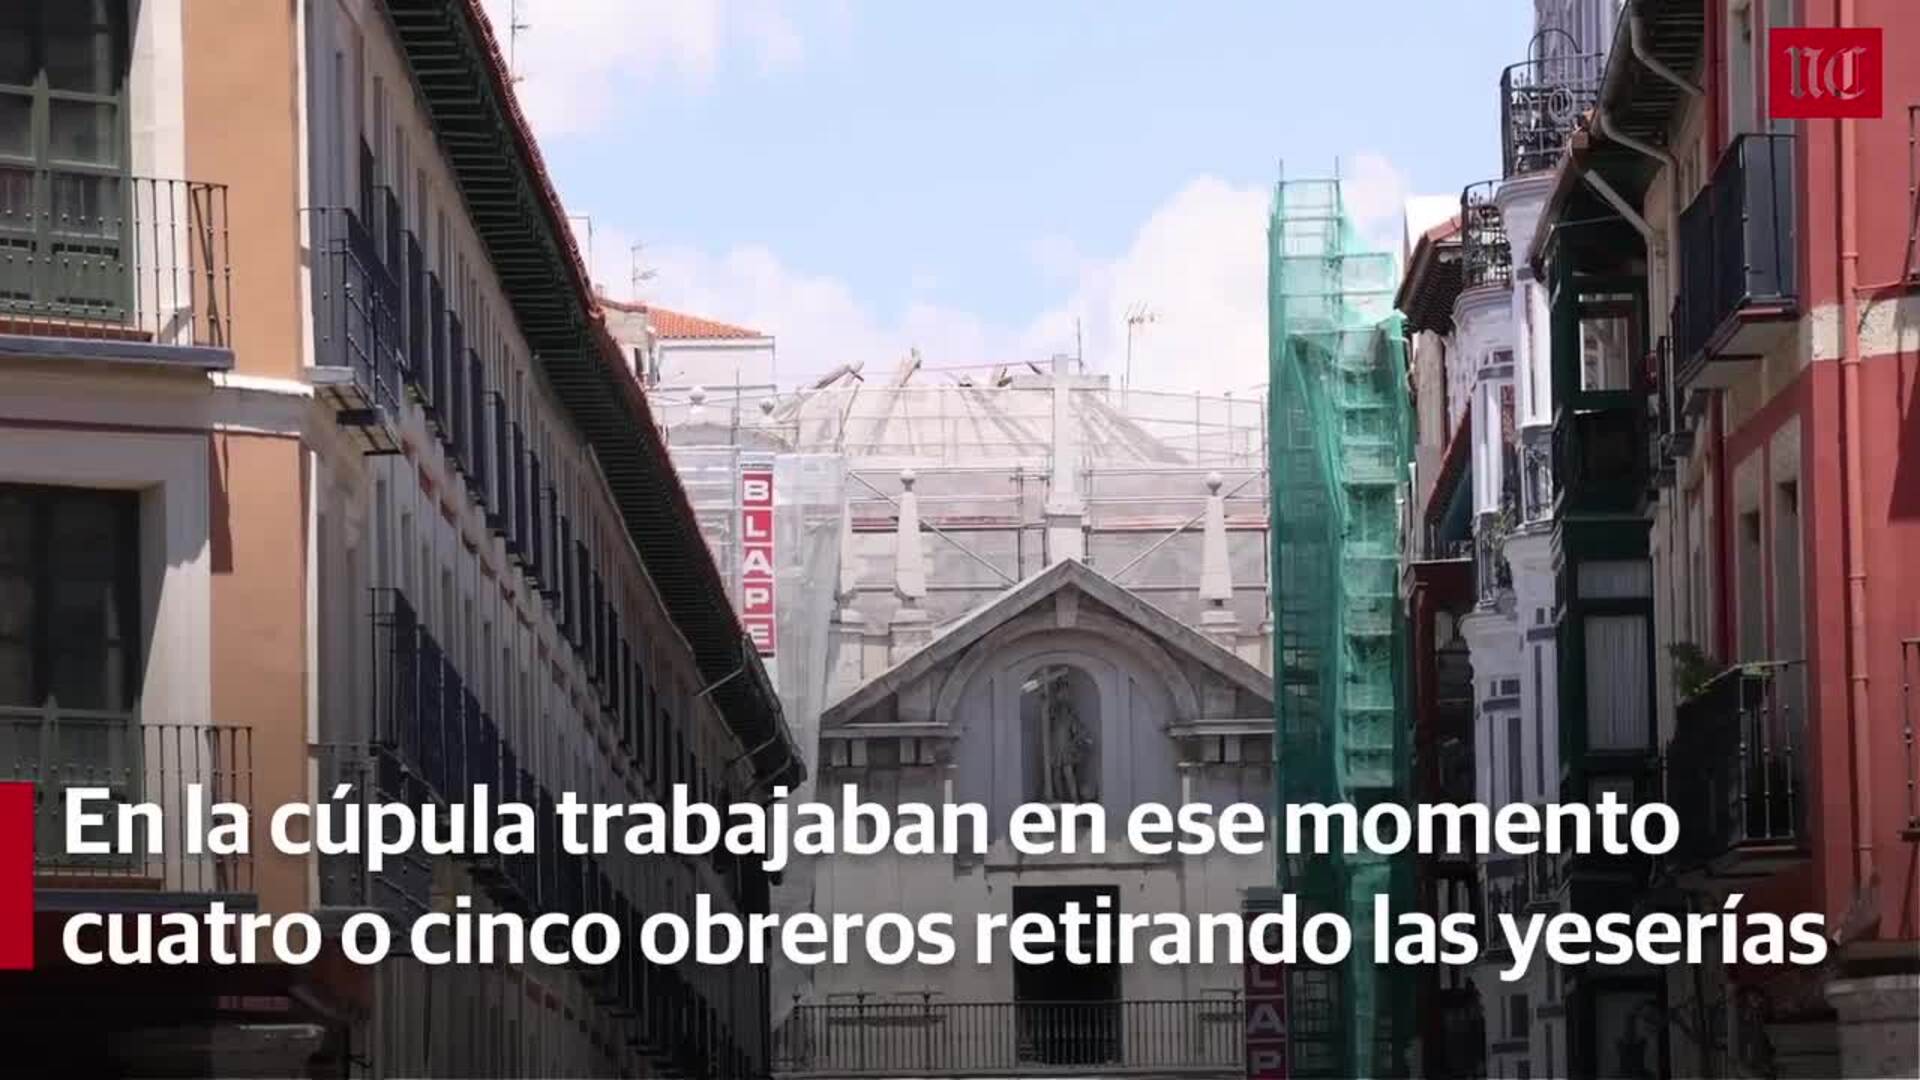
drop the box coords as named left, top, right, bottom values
left=1039, top=669, right=1098, bottom=803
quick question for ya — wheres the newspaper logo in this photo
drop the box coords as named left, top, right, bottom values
left=1769, top=27, right=1882, bottom=119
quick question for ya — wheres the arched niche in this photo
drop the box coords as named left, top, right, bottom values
left=943, top=615, right=1189, bottom=826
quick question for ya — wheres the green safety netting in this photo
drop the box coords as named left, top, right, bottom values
left=1267, top=174, right=1414, bottom=1080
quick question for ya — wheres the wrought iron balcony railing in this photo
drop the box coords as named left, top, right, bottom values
left=309, top=205, right=404, bottom=452
left=1520, top=435, right=1554, bottom=524
left=1673, top=133, right=1797, bottom=390
left=773, top=997, right=1244, bottom=1078
left=1648, top=333, right=1696, bottom=490
left=1500, top=54, right=1602, bottom=178
left=1553, top=404, right=1648, bottom=516
left=1419, top=519, right=1473, bottom=562
left=354, top=588, right=748, bottom=924
left=0, top=703, right=253, bottom=896
left=1473, top=507, right=1514, bottom=608
left=1481, top=879, right=1515, bottom=955
left=0, top=173, right=231, bottom=364
left=1664, top=661, right=1807, bottom=874
left=1460, top=181, right=1511, bottom=291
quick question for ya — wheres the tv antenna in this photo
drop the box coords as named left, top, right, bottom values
left=631, top=242, right=657, bottom=296
left=1124, top=302, right=1158, bottom=393
left=508, top=0, right=530, bottom=83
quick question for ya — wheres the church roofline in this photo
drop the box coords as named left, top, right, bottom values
left=821, top=557, right=1274, bottom=726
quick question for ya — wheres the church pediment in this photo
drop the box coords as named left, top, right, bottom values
left=821, top=558, right=1273, bottom=733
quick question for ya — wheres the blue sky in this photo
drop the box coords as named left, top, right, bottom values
left=486, top=1, right=1538, bottom=389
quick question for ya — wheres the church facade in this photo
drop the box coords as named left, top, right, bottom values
left=609, top=325, right=1278, bottom=1074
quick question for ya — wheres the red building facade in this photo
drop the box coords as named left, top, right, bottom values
left=1530, top=1, right=1919, bottom=1075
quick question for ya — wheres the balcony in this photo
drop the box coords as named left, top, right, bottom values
left=1500, top=53, right=1601, bottom=178
left=309, top=205, right=404, bottom=453
left=1459, top=182, right=1511, bottom=291
left=1473, top=508, right=1514, bottom=608
left=341, top=589, right=719, bottom=925
left=1648, top=334, right=1697, bottom=490
left=772, top=997, right=1244, bottom=1078
left=0, top=703, right=253, bottom=903
left=0, top=173, right=232, bottom=369
left=1520, top=435, right=1554, bottom=524
left=1673, top=133, right=1797, bottom=392
left=1664, top=662, right=1808, bottom=879
left=1481, top=878, right=1516, bottom=959
left=1553, top=404, right=1647, bottom=516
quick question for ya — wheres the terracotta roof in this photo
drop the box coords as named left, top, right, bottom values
left=1395, top=213, right=1464, bottom=336
left=648, top=307, right=764, bottom=341
left=598, top=296, right=765, bottom=341
left=1423, top=216, right=1462, bottom=244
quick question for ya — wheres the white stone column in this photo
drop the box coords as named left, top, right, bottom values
left=1044, top=353, right=1085, bottom=562
left=889, top=468, right=931, bottom=661
left=828, top=503, right=866, bottom=694
left=1198, top=471, right=1238, bottom=648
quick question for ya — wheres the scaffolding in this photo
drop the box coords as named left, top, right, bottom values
left=1269, top=174, right=1413, bottom=1079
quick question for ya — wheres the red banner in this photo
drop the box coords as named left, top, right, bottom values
left=0, top=782, right=34, bottom=970
left=1245, top=889, right=1289, bottom=1079
left=740, top=466, right=776, bottom=657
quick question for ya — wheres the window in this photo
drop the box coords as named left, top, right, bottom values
left=0, top=483, right=140, bottom=711
left=0, top=1, right=130, bottom=317
left=1727, top=1, right=1756, bottom=136
left=1579, top=308, right=1634, bottom=392
left=1687, top=490, right=1712, bottom=647
left=1507, top=711, right=1523, bottom=807
left=1507, top=993, right=1528, bottom=1038
left=1585, top=614, right=1650, bottom=750
left=1532, top=645, right=1546, bottom=797
left=1763, top=0, right=1796, bottom=134
left=1772, top=476, right=1806, bottom=733
left=1737, top=508, right=1764, bottom=662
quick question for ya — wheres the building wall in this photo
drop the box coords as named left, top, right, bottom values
left=185, top=0, right=304, bottom=383
left=209, top=432, right=310, bottom=916
left=813, top=612, right=1274, bottom=1006
left=659, top=338, right=777, bottom=391
left=296, top=2, right=792, bottom=1071
left=1658, top=0, right=1920, bottom=943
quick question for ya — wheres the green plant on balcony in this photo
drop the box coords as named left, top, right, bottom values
left=1669, top=642, right=1719, bottom=702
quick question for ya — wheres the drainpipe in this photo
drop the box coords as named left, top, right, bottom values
left=1616, top=0, right=1702, bottom=322
left=1629, top=0, right=1703, bottom=99
left=1837, top=0, right=1876, bottom=892
left=1595, top=107, right=1681, bottom=316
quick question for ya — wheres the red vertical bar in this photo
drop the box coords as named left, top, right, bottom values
left=0, top=781, right=34, bottom=970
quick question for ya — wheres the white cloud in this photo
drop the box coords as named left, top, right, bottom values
left=1023, top=176, right=1272, bottom=394
left=636, top=244, right=999, bottom=388
left=1335, top=151, right=1412, bottom=255
left=599, top=158, right=1409, bottom=396
left=616, top=176, right=1269, bottom=394
left=477, top=0, right=807, bottom=137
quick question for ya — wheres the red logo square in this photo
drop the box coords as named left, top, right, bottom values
left=1769, top=27, right=1883, bottom=119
